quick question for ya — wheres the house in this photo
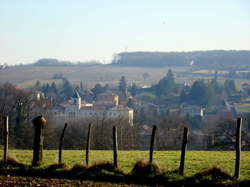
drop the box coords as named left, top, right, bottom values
left=47, top=91, right=133, bottom=126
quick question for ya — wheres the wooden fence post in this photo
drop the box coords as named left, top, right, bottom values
left=113, top=126, right=118, bottom=168
left=179, top=127, right=188, bottom=176
left=234, top=117, right=242, bottom=179
left=149, top=125, right=157, bottom=163
left=86, top=123, right=92, bottom=166
left=32, top=115, right=46, bottom=167
left=58, top=123, right=68, bottom=165
left=3, top=116, right=9, bottom=163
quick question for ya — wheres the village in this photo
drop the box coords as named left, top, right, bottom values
left=20, top=70, right=249, bottom=151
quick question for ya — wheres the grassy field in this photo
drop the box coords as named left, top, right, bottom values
left=0, top=150, right=250, bottom=180
left=234, top=103, right=250, bottom=113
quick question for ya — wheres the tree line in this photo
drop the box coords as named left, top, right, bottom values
left=111, top=50, right=250, bottom=69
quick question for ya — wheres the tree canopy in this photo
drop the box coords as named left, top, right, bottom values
left=154, top=69, right=177, bottom=97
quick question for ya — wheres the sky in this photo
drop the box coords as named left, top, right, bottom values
left=0, top=0, right=250, bottom=65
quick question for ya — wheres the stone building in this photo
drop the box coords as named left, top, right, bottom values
left=48, top=91, right=133, bottom=126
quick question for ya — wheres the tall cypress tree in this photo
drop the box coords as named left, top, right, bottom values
left=62, top=78, right=74, bottom=99
left=51, top=82, right=58, bottom=94
left=80, top=80, right=84, bottom=93
left=119, top=76, right=128, bottom=105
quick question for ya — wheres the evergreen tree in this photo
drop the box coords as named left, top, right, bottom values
left=62, top=78, right=74, bottom=99
left=119, top=76, right=128, bottom=104
left=35, top=81, right=41, bottom=91
left=210, top=78, right=221, bottom=95
left=80, top=80, right=84, bottom=92
left=189, top=80, right=209, bottom=106
left=41, top=83, right=46, bottom=92
left=155, top=69, right=176, bottom=96
left=131, top=83, right=138, bottom=97
left=44, top=83, right=50, bottom=95
left=166, top=69, right=175, bottom=84
left=91, top=83, right=103, bottom=99
left=51, top=82, right=58, bottom=94
left=224, top=80, right=236, bottom=96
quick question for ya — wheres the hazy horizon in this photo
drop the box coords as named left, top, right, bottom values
left=1, top=0, right=249, bottom=65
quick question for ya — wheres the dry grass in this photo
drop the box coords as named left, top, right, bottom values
left=71, top=163, right=87, bottom=172
left=132, top=160, right=160, bottom=176
left=87, top=161, right=115, bottom=172
left=193, top=167, right=233, bottom=181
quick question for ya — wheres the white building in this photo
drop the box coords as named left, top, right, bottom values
left=180, top=105, right=204, bottom=117
left=48, top=91, right=133, bottom=126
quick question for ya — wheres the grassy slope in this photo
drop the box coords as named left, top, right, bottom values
left=0, top=150, right=249, bottom=180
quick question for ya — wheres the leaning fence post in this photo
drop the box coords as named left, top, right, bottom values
left=32, top=115, right=46, bottom=166
left=113, top=126, right=118, bottom=168
left=86, top=123, right=92, bottom=166
left=234, top=117, right=242, bottom=179
left=58, top=123, right=68, bottom=165
left=179, top=127, right=188, bottom=176
left=3, top=116, right=9, bottom=163
left=149, top=125, right=157, bottom=163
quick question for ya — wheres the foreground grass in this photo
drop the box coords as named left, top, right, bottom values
left=0, top=150, right=250, bottom=181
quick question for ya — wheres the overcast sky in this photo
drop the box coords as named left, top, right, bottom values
left=0, top=0, right=249, bottom=65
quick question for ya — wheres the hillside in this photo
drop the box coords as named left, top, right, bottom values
left=112, top=50, right=250, bottom=69
left=1, top=50, right=250, bottom=89
left=0, top=65, right=189, bottom=88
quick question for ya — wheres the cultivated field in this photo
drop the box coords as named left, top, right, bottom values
left=1, top=65, right=249, bottom=90
left=1, top=150, right=250, bottom=180
left=0, top=65, right=191, bottom=88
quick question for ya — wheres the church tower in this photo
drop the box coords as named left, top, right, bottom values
left=71, top=90, right=81, bottom=110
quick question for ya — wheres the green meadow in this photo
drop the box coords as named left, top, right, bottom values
left=1, top=150, right=250, bottom=180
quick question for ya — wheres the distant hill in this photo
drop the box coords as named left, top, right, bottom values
left=111, top=50, right=250, bottom=69
left=32, top=58, right=101, bottom=67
